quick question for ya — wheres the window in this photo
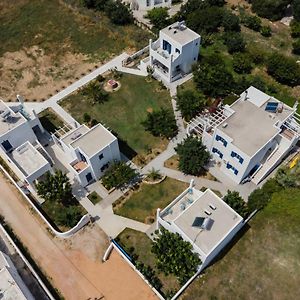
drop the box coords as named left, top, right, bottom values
left=86, top=173, right=93, bottom=182
left=215, top=135, right=228, bottom=147
left=212, top=147, right=223, bottom=159
left=1, top=140, right=13, bottom=152
left=99, top=153, right=104, bottom=160
left=79, top=152, right=87, bottom=162
left=226, top=163, right=238, bottom=175
left=163, top=40, right=172, bottom=54
left=100, top=163, right=110, bottom=173
left=175, top=48, right=180, bottom=54
left=231, top=151, right=244, bottom=164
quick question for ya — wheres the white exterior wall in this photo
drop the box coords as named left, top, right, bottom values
left=135, top=0, right=171, bottom=10
left=75, top=166, right=93, bottom=187
left=26, top=162, right=52, bottom=186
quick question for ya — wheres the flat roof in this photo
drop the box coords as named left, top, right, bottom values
left=171, top=189, right=242, bottom=255
left=70, top=124, right=116, bottom=157
left=10, top=141, right=48, bottom=176
left=0, top=252, right=33, bottom=300
left=218, top=87, right=294, bottom=156
left=0, top=101, right=26, bottom=136
left=61, top=125, right=89, bottom=146
left=161, top=21, right=200, bottom=45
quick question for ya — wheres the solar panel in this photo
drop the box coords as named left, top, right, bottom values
left=192, top=217, right=205, bottom=228
left=265, top=102, right=278, bottom=112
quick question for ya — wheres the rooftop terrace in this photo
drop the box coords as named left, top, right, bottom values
left=160, top=188, right=243, bottom=255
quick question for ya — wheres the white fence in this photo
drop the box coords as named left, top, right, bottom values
left=0, top=164, right=91, bottom=238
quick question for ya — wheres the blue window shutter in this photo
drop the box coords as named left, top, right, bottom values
left=224, top=141, right=228, bottom=147
left=231, top=151, right=235, bottom=157
left=240, top=158, right=244, bottom=164
left=234, top=169, right=238, bottom=175
left=220, top=153, right=223, bottom=159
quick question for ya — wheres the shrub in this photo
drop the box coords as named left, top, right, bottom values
left=176, top=89, right=207, bottom=121
left=105, top=0, right=133, bottom=25
left=175, top=136, right=210, bottom=175
left=293, top=0, right=300, bottom=21
left=266, top=53, right=300, bottom=86
left=241, top=13, right=262, bottom=31
left=83, top=113, right=91, bottom=124
left=56, top=205, right=83, bottom=228
left=223, top=31, right=246, bottom=53
left=260, top=25, right=272, bottom=37
left=290, top=20, right=300, bottom=38
left=222, top=11, right=241, bottom=32
left=232, top=52, right=253, bottom=73
left=146, top=7, right=170, bottom=31
left=251, top=0, right=290, bottom=21
left=292, top=39, right=300, bottom=54
left=102, top=161, right=137, bottom=189
left=247, top=45, right=267, bottom=65
left=223, top=190, right=248, bottom=217
left=142, top=108, right=178, bottom=139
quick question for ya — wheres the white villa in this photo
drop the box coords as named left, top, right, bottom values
left=157, top=182, right=244, bottom=270
left=140, top=21, right=201, bottom=83
left=0, top=98, right=53, bottom=188
left=131, top=0, right=171, bottom=10
left=188, top=86, right=300, bottom=185
left=52, top=123, right=121, bottom=187
left=0, top=251, right=34, bottom=300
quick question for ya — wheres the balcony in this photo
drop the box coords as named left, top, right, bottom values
left=71, top=160, right=88, bottom=173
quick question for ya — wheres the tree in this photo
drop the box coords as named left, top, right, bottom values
left=56, top=205, right=84, bottom=228
left=81, top=0, right=109, bottom=10
left=36, top=170, right=72, bottom=205
left=193, top=53, right=234, bottom=97
left=136, top=262, right=163, bottom=291
left=146, top=8, right=170, bottom=31
left=82, top=81, right=109, bottom=104
left=105, top=0, right=133, bottom=25
left=102, top=161, right=137, bottom=189
left=223, top=190, right=248, bottom=217
left=222, top=11, right=241, bottom=32
left=152, top=228, right=201, bottom=284
left=232, top=52, right=253, bottom=74
left=223, top=31, right=246, bottom=53
left=83, top=113, right=91, bottom=124
left=176, top=89, right=206, bottom=121
left=175, top=136, right=210, bottom=175
left=142, top=108, right=178, bottom=139
left=266, top=53, right=300, bottom=86
left=293, top=0, right=300, bottom=21
left=290, top=20, right=300, bottom=38
left=251, top=0, right=290, bottom=21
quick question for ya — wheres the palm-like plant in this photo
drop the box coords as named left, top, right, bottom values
left=146, top=168, right=162, bottom=181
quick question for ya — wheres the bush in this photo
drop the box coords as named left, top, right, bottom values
left=142, top=108, right=178, bottom=139
left=56, top=205, right=84, bottom=228
left=251, top=0, right=290, bottom=21
left=293, top=0, right=300, bottom=21
left=290, top=20, right=300, bottom=38
left=260, top=25, right=272, bottom=37
left=266, top=53, right=300, bottom=86
left=232, top=52, right=253, bottom=73
left=102, top=161, right=137, bottom=189
left=105, top=0, right=133, bottom=25
left=223, top=31, right=246, bottom=53
left=292, top=39, right=300, bottom=54
left=247, top=45, right=267, bottom=65
left=241, top=13, right=262, bottom=31
left=193, top=53, right=234, bottom=97
left=176, top=89, right=207, bottom=121
left=175, top=136, right=210, bottom=175
left=222, top=11, right=241, bottom=32
left=223, top=190, right=248, bottom=217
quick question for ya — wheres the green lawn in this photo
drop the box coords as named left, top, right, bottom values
left=0, top=0, right=150, bottom=60
left=116, top=228, right=180, bottom=295
left=61, top=74, right=173, bottom=158
left=38, top=108, right=65, bottom=133
left=182, top=188, right=300, bottom=300
left=113, top=178, right=188, bottom=223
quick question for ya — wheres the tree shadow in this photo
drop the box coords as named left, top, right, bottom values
left=116, top=136, right=137, bottom=160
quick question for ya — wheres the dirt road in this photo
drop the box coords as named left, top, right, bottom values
left=0, top=173, right=157, bottom=300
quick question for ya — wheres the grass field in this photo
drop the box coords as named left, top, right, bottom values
left=181, top=188, right=300, bottom=300
left=0, top=0, right=149, bottom=59
left=61, top=74, right=173, bottom=158
left=113, top=178, right=188, bottom=223
left=117, top=228, right=180, bottom=294
left=88, top=191, right=102, bottom=205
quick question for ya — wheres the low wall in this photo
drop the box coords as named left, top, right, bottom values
left=0, top=163, right=91, bottom=238
left=122, top=45, right=149, bottom=66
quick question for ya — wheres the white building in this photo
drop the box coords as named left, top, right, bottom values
left=140, top=21, right=201, bottom=83
left=52, top=123, right=121, bottom=187
left=0, top=99, right=53, bottom=187
left=0, top=251, right=34, bottom=300
left=188, top=87, right=300, bottom=184
left=131, top=0, right=171, bottom=10
left=157, top=182, right=244, bottom=270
